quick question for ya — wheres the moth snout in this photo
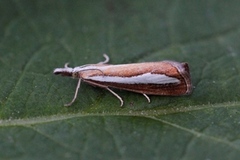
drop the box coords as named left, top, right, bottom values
left=53, top=68, right=73, bottom=77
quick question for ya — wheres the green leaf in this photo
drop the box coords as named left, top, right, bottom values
left=0, top=0, right=240, bottom=159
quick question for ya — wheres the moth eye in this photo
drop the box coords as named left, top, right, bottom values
left=72, top=72, right=78, bottom=78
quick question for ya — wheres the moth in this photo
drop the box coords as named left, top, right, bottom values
left=53, top=54, right=192, bottom=106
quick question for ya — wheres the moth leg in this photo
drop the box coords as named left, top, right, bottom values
left=143, top=94, right=151, bottom=103
left=64, top=78, right=81, bottom=107
left=106, top=87, right=124, bottom=107
left=98, top=54, right=109, bottom=64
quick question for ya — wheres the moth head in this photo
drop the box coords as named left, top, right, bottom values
left=53, top=68, right=73, bottom=77
left=72, top=71, right=79, bottom=78
left=53, top=63, right=74, bottom=77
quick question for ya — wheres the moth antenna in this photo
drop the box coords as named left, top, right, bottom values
left=98, top=54, right=109, bottom=64
left=64, top=63, right=70, bottom=68
left=80, top=68, right=104, bottom=76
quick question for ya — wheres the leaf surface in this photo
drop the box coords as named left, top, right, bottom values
left=0, top=1, right=240, bottom=159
